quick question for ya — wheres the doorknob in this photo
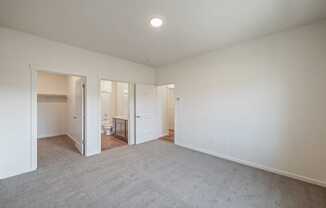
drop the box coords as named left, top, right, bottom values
left=73, top=116, right=78, bottom=119
left=136, top=115, right=141, bottom=118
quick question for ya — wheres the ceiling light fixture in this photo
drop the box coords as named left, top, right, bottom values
left=150, top=17, right=163, bottom=28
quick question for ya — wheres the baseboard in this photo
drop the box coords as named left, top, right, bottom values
left=158, top=134, right=169, bottom=139
left=85, top=150, right=100, bottom=157
left=157, top=131, right=169, bottom=139
left=0, top=166, right=36, bottom=180
left=66, top=134, right=82, bottom=154
left=177, top=142, right=326, bottom=188
left=38, top=134, right=66, bottom=139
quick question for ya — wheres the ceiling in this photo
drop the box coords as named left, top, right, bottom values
left=0, top=0, right=326, bottom=67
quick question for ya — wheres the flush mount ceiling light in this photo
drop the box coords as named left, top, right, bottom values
left=150, top=17, right=163, bottom=28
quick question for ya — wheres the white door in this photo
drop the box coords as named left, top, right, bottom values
left=135, top=84, right=157, bottom=144
left=73, top=78, right=85, bottom=155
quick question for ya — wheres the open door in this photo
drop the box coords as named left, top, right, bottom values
left=135, top=84, right=157, bottom=144
left=72, top=78, right=85, bottom=155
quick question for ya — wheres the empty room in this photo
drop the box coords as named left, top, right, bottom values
left=0, top=1, right=326, bottom=208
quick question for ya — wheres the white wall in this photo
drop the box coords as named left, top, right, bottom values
left=116, top=82, right=129, bottom=117
left=157, top=85, right=175, bottom=137
left=66, top=76, right=84, bottom=151
left=167, top=86, right=175, bottom=130
left=100, top=80, right=129, bottom=128
left=37, top=72, right=68, bottom=95
left=157, top=21, right=326, bottom=186
left=101, top=92, right=113, bottom=125
left=37, top=72, right=68, bottom=138
left=101, top=80, right=114, bottom=126
left=37, top=96, right=67, bottom=138
left=0, top=26, right=155, bottom=179
left=157, top=86, right=169, bottom=137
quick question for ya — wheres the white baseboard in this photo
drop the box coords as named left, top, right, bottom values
left=38, top=133, right=65, bottom=139
left=0, top=166, right=36, bottom=180
left=157, top=130, right=169, bottom=139
left=176, top=142, right=326, bottom=188
left=66, top=134, right=82, bottom=154
left=158, top=134, right=169, bottom=139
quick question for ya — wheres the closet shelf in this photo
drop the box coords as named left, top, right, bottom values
left=37, top=93, right=67, bottom=98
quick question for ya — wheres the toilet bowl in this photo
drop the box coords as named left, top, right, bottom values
left=102, top=122, right=113, bottom=135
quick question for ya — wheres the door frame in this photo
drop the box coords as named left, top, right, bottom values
left=98, top=78, right=135, bottom=150
left=30, top=65, right=87, bottom=170
left=155, top=83, right=176, bottom=143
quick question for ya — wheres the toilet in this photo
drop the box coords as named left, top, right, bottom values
left=102, top=114, right=113, bottom=135
left=102, top=122, right=113, bottom=135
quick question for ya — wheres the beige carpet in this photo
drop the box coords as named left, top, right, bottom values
left=0, top=135, right=325, bottom=208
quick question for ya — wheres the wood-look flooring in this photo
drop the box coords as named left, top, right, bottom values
left=160, top=129, right=175, bottom=143
left=101, top=134, right=127, bottom=151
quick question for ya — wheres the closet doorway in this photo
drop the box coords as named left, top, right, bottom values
left=100, top=80, right=130, bottom=151
left=31, top=69, right=86, bottom=169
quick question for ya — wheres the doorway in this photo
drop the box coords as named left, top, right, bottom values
left=32, top=70, right=86, bottom=169
left=135, top=83, right=176, bottom=144
left=100, top=80, right=130, bottom=151
left=157, top=84, right=175, bottom=143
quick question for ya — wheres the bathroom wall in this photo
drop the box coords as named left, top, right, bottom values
left=37, top=72, right=68, bottom=138
left=101, top=80, right=115, bottom=126
left=101, top=81, right=129, bottom=127
left=116, top=82, right=129, bottom=117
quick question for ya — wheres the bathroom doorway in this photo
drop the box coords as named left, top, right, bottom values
left=100, top=80, right=130, bottom=151
left=157, top=84, right=175, bottom=143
